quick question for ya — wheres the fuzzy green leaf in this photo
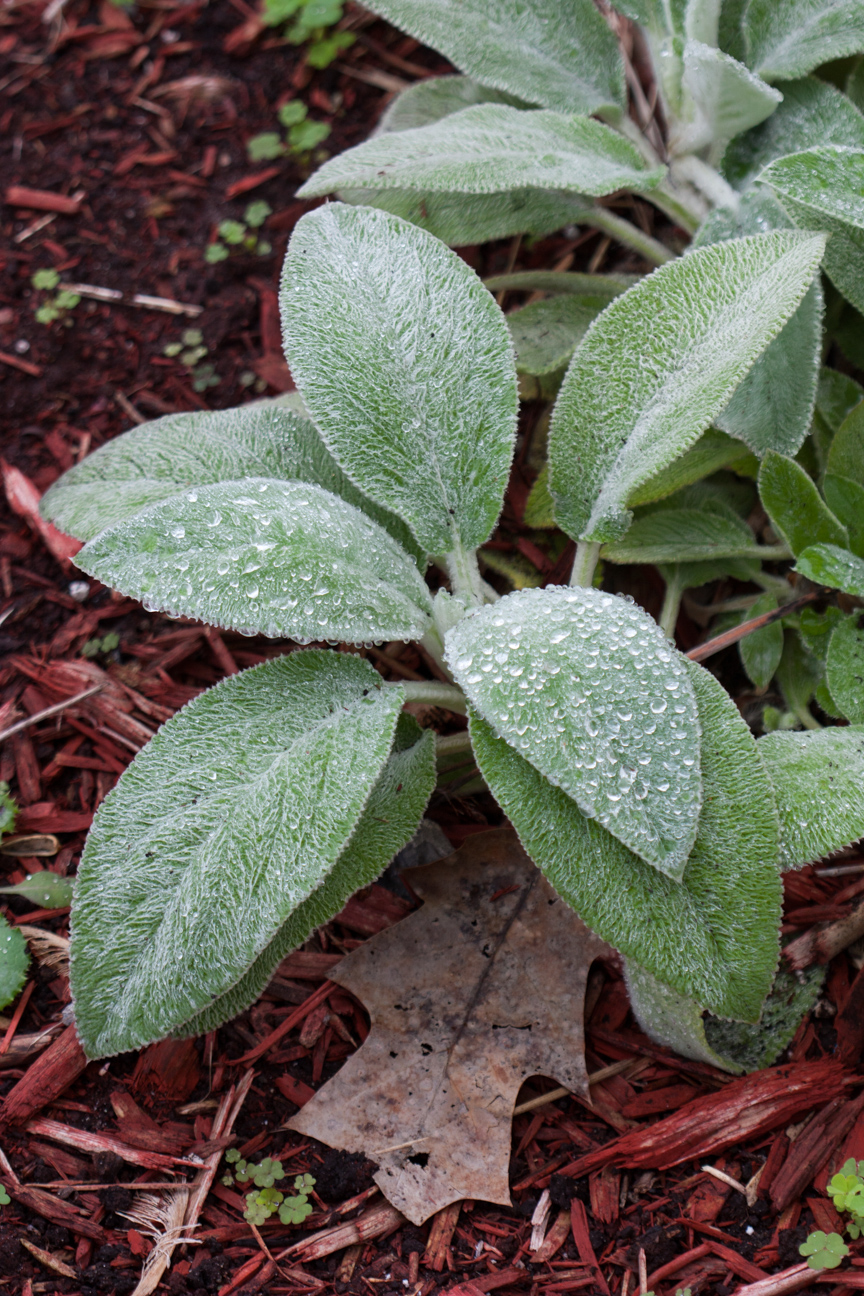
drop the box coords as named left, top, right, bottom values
left=548, top=231, right=827, bottom=543
left=823, top=475, right=864, bottom=557
left=76, top=479, right=433, bottom=645
left=740, top=592, right=784, bottom=689
left=626, top=429, right=755, bottom=508
left=299, top=107, right=665, bottom=202
left=0, top=916, right=29, bottom=1013
left=758, top=725, right=864, bottom=867
left=827, top=400, right=864, bottom=484
left=176, top=714, right=435, bottom=1037
left=672, top=39, right=781, bottom=157
left=280, top=203, right=518, bottom=556
left=818, top=367, right=864, bottom=433
left=378, top=76, right=528, bottom=134
left=345, top=0, right=625, bottom=117
left=470, top=660, right=781, bottom=1021
left=705, top=960, right=826, bottom=1072
left=744, top=0, right=864, bottom=81
left=507, top=296, right=606, bottom=377
left=694, top=191, right=823, bottom=459
left=796, top=542, right=864, bottom=595
left=623, top=958, right=742, bottom=1071
left=70, top=652, right=404, bottom=1057
left=40, top=403, right=425, bottom=565
left=827, top=613, right=864, bottom=723
left=601, top=507, right=763, bottom=565
left=758, top=451, right=848, bottom=555
left=446, top=585, right=702, bottom=879
left=337, top=186, right=585, bottom=248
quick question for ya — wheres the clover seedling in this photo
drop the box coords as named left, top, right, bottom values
left=31, top=269, right=80, bottom=326
left=247, top=103, right=330, bottom=163
left=800, top=1231, right=850, bottom=1271
left=205, top=203, right=273, bottom=264
left=223, top=1152, right=315, bottom=1225
left=261, top=0, right=353, bottom=67
left=163, top=329, right=220, bottom=393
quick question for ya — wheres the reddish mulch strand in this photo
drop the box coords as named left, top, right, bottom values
left=2, top=2, right=864, bottom=1294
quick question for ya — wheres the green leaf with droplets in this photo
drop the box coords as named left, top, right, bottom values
left=299, top=106, right=665, bottom=203
left=445, top=585, right=702, bottom=880
left=758, top=726, right=864, bottom=867
left=758, top=451, right=848, bottom=555
left=70, top=652, right=405, bottom=1058
left=744, top=0, right=864, bottom=81
left=337, top=0, right=626, bottom=117
left=600, top=507, right=764, bottom=565
left=0, top=871, right=75, bottom=908
left=76, top=479, right=433, bottom=645
left=176, top=714, right=435, bottom=1037
left=827, top=613, right=864, bottom=723
left=548, top=232, right=827, bottom=543
left=0, top=916, right=29, bottom=1013
left=470, top=660, right=781, bottom=1021
left=40, top=403, right=425, bottom=566
left=796, top=543, right=864, bottom=596
left=280, top=203, right=518, bottom=556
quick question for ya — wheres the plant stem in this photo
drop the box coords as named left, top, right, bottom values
left=569, top=540, right=601, bottom=588
left=646, top=180, right=705, bottom=234
left=446, top=539, right=484, bottom=607
left=793, top=703, right=823, bottom=731
left=436, top=730, right=473, bottom=757
left=576, top=205, right=674, bottom=266
left=659, top=568, right=686, bottom=639
left=671, top=155, right=740, bottom=213
left=399, top=681, right=467, bottom=714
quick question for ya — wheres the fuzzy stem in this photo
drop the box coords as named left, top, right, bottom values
left=659, top=568, right=686, bottom=640
left=645, top=180, right=705, bottom=234
left=445, top=539, right=484, bottom=607
left=671, top=155, right=740, bottom=213
left=570, top=540, right=601, bottom=588
left=436, top=730, right=473, bottom=757
left=576, top=205, right=674, bottom=266
left=399, top=681, right=467, bottom=714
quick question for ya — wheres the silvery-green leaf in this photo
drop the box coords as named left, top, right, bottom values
left=758, top=451, right=848, bottom=555
left=827, top=400, right=864, bottom=484
left=796, top=542, right=864, bottom=595
left=744, top=0, right=864, bottom=81
left=176, top=714, right=435, bottom=1037
left=704, top=961, right=825, bottom=1071
left=337, top=185, right=584, bottom=247
left=39, top=403, right=424, bottom=566
left=70, top=651, right=404, bottom=1057
left=671, top=40, right=782, bottom=158
left=827, top=614, right=864, bottom=723
left=817, top=367, right=864, bottom=433
left=299, top=107, right=665, bottom=202
left=718, top=0, right=748, bottom=60
left=280, top=204, right=518, bottom=556
left=470, top=659, right=781, bottom=1022
left=485, top=270, right=635, bottom=297
left=76, top=479, right=433, bottom=644
left=723, top=77, right=864, bottom=191
left=824, top=475, right=864, bottom=557
left=624, top=959, right=742, bottom=1071
left=600, top=507, right=763, bottom=565
left=548, top=231, right=827, bottom=543
left=777, top=629, right=823, bottom=718
left=445, top=585, right=702, bottom=879
left=507, top=296, right=606, bottom=376
left=378, top=76, right=528, bottom=135
left=523, top=467, right=556, bottom=529
left=626, top=429, right=755, bottom=508
left=758, top=725, right=864, bottom=867
left=658, top=556, right=762, bottom=589
left=695, top=190, right=823, bottom=459
left=740, top=592, right=784, bottom=689
left=685, top=0, right=721, bottom=45
left=785, top=197, right=864, bottom=315
left=348, top=0, right=626, bottom=117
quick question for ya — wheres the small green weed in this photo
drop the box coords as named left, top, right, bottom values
left=261, top=0, right=353, bottom=67
left=800, top=1158, right=864, bottom=1270
left=800, top=1231, right=850, bottom=1270
left=163, top=329, right=220, bottom=393
left=0, top=784, right=17, bottom=838
left=247, top=101, right=330, bottom=164
left=222, top=1150, right=315, bottom=1225
left=81, top=632, right=120, bottom=660
left=31, top=269, right=80, bottom=326
left=0, top=1187, right=9, bottom=1206
left=205, top=202, right=273, bottom=265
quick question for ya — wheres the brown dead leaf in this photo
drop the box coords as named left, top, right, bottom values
left=289, top=828, right=609, bottom=1223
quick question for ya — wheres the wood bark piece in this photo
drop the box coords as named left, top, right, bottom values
left=25, top=1117, right=198, bottom=1170
left=289, top=830, right=610, bottom=1224
left=0, top=1023, right=87, bottom=1129
left=770, top=1090, right=864, bottom=1213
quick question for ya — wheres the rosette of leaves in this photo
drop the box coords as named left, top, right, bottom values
left=41, top=201, right=864, bottom=1072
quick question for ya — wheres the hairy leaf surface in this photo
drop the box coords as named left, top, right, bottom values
left=337, top=186, right=584, bottom=247
left=70, top=652, right=404, bottom=1057
left=40, top=403, right=424, bottom=564
left=818, top=367, right=864, bottom=433
left=378, top=76, right=527, bottom=134
left=672, top=39, right=781, bottom=157
left=744, top=0, right=864, bottom=81
left=760, top=146, right=864, bottom=229
left=446, top=586, right=702, bottom=879
left=548, top=231, right=826, bottom=543
left=507, top=296, right=606, bottom=376
left=824, top=476, right=864, bottom=557
left=758, top=726, right=864, bottom=867
left=600, top=507, right=762, bottom=565
left=76, top=479, right=433, bottom=644
left=280, top=204, right=518, bottom=555
left=470, top=660, right=781, bottom=1021
left=694, top=191, right=823, bottom=458
left=827, top=401, right=864, bottom=483
left=626, top=429, right=754, bottom=507
left=758, top=451, right=848, bottom=555
left=299, top=107, right=664, bottom=201
left=796, top=543, right=864, bottom=596
left=723, top=77, right=864, bottom=190
left=177, top=715, right=435, bottom=1037
left=827, top=614, right=864, bottom=723
left=624, top=959, right=740, bottom=1071
left=740, top=592, right=784, bottom=689
left=347, top=0, right=625, bottom=117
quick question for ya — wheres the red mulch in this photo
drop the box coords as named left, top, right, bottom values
left=2, top=2, right=864, bottom=1294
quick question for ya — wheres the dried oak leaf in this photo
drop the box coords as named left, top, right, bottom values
left=289, top=828, right=609, bottom=1223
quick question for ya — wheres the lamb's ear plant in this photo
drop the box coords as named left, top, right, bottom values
left=42, top=201, right=864, bottom=1074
